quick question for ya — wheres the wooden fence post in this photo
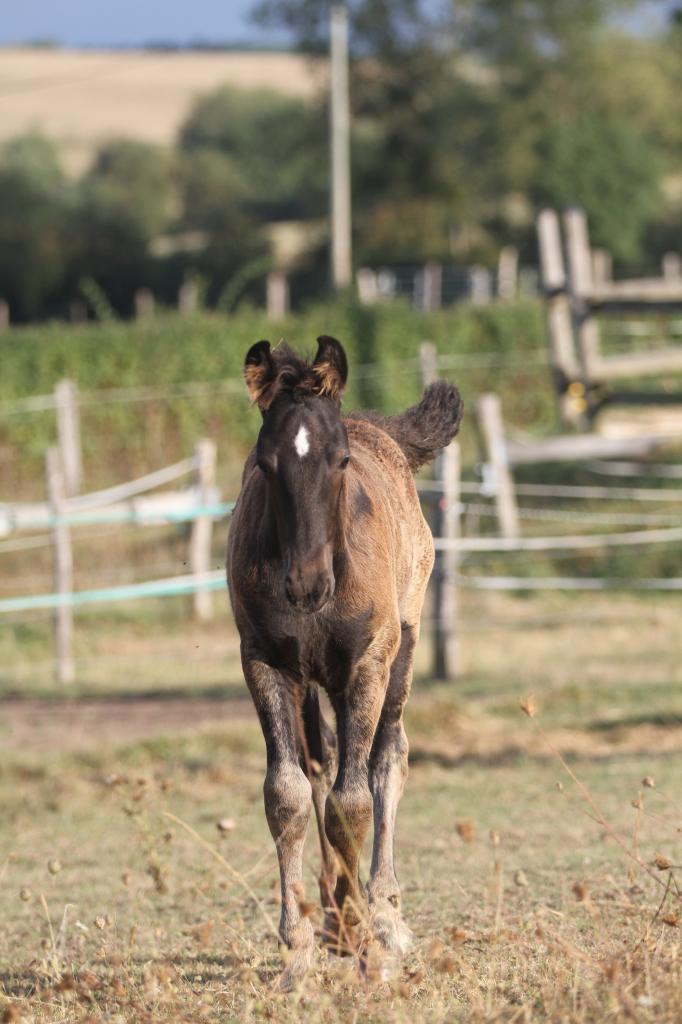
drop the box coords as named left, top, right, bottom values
left=266, top=271, right=290, bottom=320
left=537, top=208, right=566, bottom=292
left=419, top=341, right=438, bottom=387
left=536, top=208, right=583, bottom=424
left=476, top=393, right=519, bottom=539
left=134, top=288, right=155, bottom=319
left=662, top=252, right=682, bottom=281
left=356, top=267, right=378, bottom=304
left=470, top=266, right=493, bottom=305
left=190, top=438, right=217, bottom=621
left=178, top=279, right=199, bottom=315
left=497, top=246, right=518, bottom=299
left=591, top=248, right=612, bottom=285
left=0, top=300, right=9, bottom=331
left=55, top=379, right=83, bottom=497
left=433, top=441, right=461, bottom=680
left=47, top=448, right=74, bottom=684
left=421, top=262, right=442, bottom=312
left=563, top=206, right=601, bottom=374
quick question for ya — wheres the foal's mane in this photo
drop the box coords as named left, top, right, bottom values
left=247, top=343, right=340, bottom=407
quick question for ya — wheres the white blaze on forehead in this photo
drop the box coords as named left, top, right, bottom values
left=294, top=423, right=310, bottom=458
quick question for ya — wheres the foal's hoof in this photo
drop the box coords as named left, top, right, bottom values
left=278, top=919, right=314, bottom=992
left=369, top=899, right=413, bottom=957
left=320, top=906, right=365, bottom=958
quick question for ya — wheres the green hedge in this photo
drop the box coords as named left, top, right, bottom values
left=0, top=298, right=550, bottom=490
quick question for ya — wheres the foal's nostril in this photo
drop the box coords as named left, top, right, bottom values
left=284, top=575, right=297, bottom=604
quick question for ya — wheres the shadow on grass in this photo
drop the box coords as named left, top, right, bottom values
left=409, top=731, right=682, bottom=770
left=586, top=711, right=682, bottom=731
left=0, top=683, right=247, bottom=704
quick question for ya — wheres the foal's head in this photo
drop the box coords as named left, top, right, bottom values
left=244, top=336, right=350, bottom=613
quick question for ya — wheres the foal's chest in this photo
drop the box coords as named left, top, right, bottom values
left=261, top=608, right=373, bottom=693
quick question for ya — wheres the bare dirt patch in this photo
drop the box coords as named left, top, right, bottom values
left=0, top=695, right=254, bottom=755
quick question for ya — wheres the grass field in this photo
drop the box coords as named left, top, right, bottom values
left=2, top=591, right=682, bottom=1022
left=0, top=48, right=325, bottom=175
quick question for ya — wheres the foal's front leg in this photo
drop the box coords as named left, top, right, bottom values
left=243, top=657, right=314, bottom=988
left=323, top=648, right=393, bottom=948
left=302, top=685, right=338, bottom=911
left=367, top=623, right=417, bottom=955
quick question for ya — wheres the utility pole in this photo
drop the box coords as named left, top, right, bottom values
left=330, top=4, right=352, bottom=290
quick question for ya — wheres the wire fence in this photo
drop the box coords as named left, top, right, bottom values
left=0, top=349, right=552, bottom=420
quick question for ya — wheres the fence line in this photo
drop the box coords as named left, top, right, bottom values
left=0, top=351, right=551, bottom=419
left=462, top=501, right=682, bottom=527
left=4, top=554, right=682, bottom=617
left=66, top=456, right=197, bottom=509
left=0, top=570, right=224, bottom=615
left=438, top=524, right=682, bottom=552
left=458, top=575, right=682, bottom=591
left=1, top=498, right=233, bottom=535
left=0, top=534, right=54, bottom=554
left=418, top=479, right=682, bottom=501
left=511, top=481, right=682, bottom=501
left=0, top=380, right=244, bottom=418
left=586, top=461, right=682, bottom=479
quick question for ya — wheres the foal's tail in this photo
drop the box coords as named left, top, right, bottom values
left=352, top=381, right=463, bottom=473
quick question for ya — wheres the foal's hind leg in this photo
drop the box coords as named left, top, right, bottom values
left=243, top=657, right=314, bottom=989
left=367, top=623, right=417, bottom=956
left=301, top=685, right=337, bottom=911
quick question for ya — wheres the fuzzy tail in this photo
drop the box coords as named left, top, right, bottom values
left=353, top=381, right=463, bottom=472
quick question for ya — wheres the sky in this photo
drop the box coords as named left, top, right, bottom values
left=0, top=0, right=291, bottom=48
left=0, top=0, right=674, bottom=48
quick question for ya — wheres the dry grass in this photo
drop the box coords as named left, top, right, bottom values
left=0, top=47, right=327, bottom=174
left=1, top=591, right=681, bottom=1021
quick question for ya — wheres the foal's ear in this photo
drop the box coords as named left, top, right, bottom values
left=312, top=335, right=348, bottom=403
left=244, top=340, right=276, bottom=410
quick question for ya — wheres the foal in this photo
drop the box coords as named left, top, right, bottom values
left=227, top=336, right=462, bottom=986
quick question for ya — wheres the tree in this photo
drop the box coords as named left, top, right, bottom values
left=252, top=0, right=670, bottom=266
left=536, top=112, right=662, bottom=262
left=0, top=134, right=73, bottom=319
left=175, top=148, right=270, bottom=304
left=73, top=141, right=174, bottom=313
left=179, top=86, right=328, bottom=221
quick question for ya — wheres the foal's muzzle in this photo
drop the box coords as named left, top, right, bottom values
left=284, top=561, right=334, bottom=613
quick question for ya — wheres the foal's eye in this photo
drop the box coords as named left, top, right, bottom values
left=339, top=454, right=350, bottom=470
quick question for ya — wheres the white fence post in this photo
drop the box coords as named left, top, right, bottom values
left=178, top=279, right=199, bottom=315
left=591, top=248, right=612, bottom=285
left=266, top=271, right=290, bottom=320
left=433, top=441, right=461, bottom=680
left=497, top=246, right=518, bottom=299
left=470, top=265, right=493, bottom=304
left=356, top=267, right=378, bottom=304
left=421, top=262, right=442, bottom=312
left=134, top=288, right=155, bottom=319
left=662, top=252, right=682, bottom=281
left=563, top=206, right=601, bottom=373
left=55, top=379, right=83, bottom=497
left=476, top=393, right=520, bottom=540
left=190, top=438, right=217, bottom=621
left=419, top=341, right=438, bottom=388
left=47, top=447, right=74, bottom=684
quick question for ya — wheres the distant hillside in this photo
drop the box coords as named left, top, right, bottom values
left=0, top=47, right=328, bottom=174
